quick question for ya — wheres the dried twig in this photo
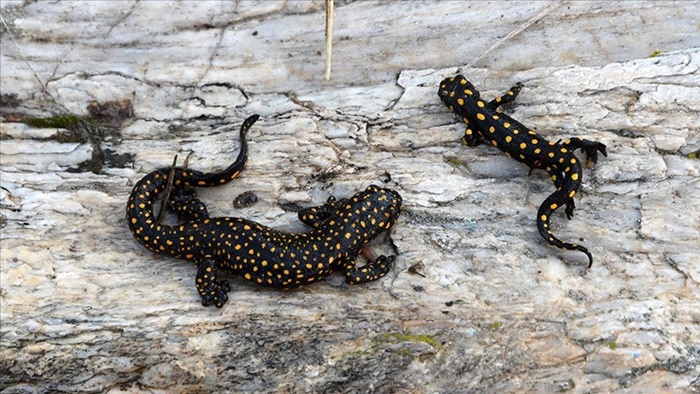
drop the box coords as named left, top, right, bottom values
left=324, top=0, right=334, bottom=81
left=157, top=155, right=178, bottom=223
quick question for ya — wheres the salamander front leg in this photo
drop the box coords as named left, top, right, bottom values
left=488, top=82, right=524, bottom=109
left=343, top=255, right=395, bottom=285
left=195, top=257, right=231, bottom=308
left=461, top=125, right=484, bottom=146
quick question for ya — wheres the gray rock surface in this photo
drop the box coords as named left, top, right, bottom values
left=1, top=1, right=699, bottom=392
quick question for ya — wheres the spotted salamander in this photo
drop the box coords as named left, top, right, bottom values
left=438, top=75, right=607, bottom=267
left=126, top=115, right=403, bottom=307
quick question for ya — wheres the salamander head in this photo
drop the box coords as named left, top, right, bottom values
left=336, top=185, right=403, bottom=243
left=438, top=74, right=480, bottom=109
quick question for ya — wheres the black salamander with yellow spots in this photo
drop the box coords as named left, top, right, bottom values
left=126, top=115, right=403, bottom=307
left=438, top=75, right=607, bottom=267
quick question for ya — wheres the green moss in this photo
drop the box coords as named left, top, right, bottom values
left=649, top=50, right=662, bottom=58
left=331, top=331, right=443, bottom=365
left=379, top=332, right=443, bottom=351
left=607, top=341, right=617, bottom=350
left=687, top=151, right=698, bottom=160
left=445, top=156, right=468, bottom=169
left=13, top=99, right=133, bottom=174
left=22, top=110, right=129, bottom=173
left=490, top=321, right=503, bottom=331
left=24, top=114, right=82, bottom=129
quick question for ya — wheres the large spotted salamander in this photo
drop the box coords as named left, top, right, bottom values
left=126, top=115, right=403, bottom=307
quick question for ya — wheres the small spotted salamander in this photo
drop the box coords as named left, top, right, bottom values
left=438, top=75, right=607, bottom=267
left=126, top=115, right=403, bottom=307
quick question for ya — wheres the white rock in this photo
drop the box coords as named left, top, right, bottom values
left=1, top=2, right=699, bottom=393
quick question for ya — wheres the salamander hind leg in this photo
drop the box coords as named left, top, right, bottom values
left=298, top=196, right=342, bottom=229
left=195, top=257, right=231, bottom=308
left=564, top=199, right=576, bottom=220
left=563, top=138, right=608, bottom=166
left=343, top=255, right=395, bottom=285
left=168, top=188, right=210, bottom=222
left=546, top=167, right=576, bottom=220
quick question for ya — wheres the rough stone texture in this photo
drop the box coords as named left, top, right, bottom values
left=1, top=1, right=699, bottom=393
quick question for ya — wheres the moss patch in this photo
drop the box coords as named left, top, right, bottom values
left=377, top=331, right=443, bottom=351
left=13, top=99, right=135, bottom=174
left=445, top=156, right=469, bottom=170
left=332, top=331, right=444, bottom=365
left=24, top=114, right=82, bottom=129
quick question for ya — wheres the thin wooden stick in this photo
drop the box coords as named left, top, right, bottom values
left=324, top=0, right=334, bottom=81
left=157, top=155, right=178, bottom=223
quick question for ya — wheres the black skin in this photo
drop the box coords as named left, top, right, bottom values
left=126, top=115, right=403, bottom=307
left=438, top=75, right=607, bottom=267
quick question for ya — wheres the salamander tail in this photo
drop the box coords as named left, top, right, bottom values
left=197, top=114, right=259, bottom=186
left=536, top=193, right=593, bottom=268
